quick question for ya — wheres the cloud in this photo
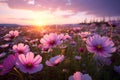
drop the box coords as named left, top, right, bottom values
left=8, top=18, right=34, bottom=21
left=0, top=0, right=120, bottom=17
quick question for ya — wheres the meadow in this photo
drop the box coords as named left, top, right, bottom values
left=0, top=21, right=120, bottom=80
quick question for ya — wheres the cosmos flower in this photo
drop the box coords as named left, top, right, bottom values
left=73, top=27, right=81, bottom=33
left=75, top=56, right=81, bottom=60
left=90, top=23, right=96, bottom=27
left=79, top=32, right=92, bottom=41
left=0, top=54, right=16, bottom=75
left=16, top=52, right=43, bottom=74
left=64, top=33, right=72, bottom=40
left=86, top=34, right=116, bottom=57
left=68, top=71, right=92, bottom=80
left=0, top=44, right=9, bottom=48
left=46, top=55, right=64, bottom=67
left=4, top=30, right=19, bottom=41
left=58, top=33, right=72, bottom=41
left=58, top=33, right=65, bottom=41
left=38, top=44, right=53, bottom=53
left=30, top=38, right=39, bottom=44
left=0, top=52, right=6, bottom=58
left=71, top=41, right=77, bottom=46
left=108, top=20, right=119, bottom=27
left=40, top=33, right=62, bottom=48
left=13, top=43, right=30, bottom=55
left=77, top=47, right=85, bottom=53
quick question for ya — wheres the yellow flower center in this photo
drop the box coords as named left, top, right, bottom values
left=27, top=63, right=32, bottom=67
left=49, top=40, right=56, bottom=45
left=26, top=63, right=33, bottom=68
left=97, top=45, right=102, bottom=49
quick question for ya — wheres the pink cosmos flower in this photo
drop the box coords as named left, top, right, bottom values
left=58, top=33, right=72, bottom=41
left=0, top=54, right=16, bottom=75
left=16, top=52, right=43, bottom=74
left=38, top=44, right=53, bottom=53
left=40, top=33, right=62, bottom=48
left=64, top=33, right=72, bottom=40
left=30, top=38, right=39, bottom=44
left=4, top=30, right=19, bottom=41
left=73, top=27, right=81, bottom=33
left=108, top=20, right=119, bottom=27
left=71, top=41, right=77, bottom=46
left=46, top=55, right=64, bottom=67
left=0, top=44, right=9, bottom=48
left=58, top=33, right=65, bottom=41
left=86, top=34, right=116, bottom=57
left=68, top=71, right=92, bottom=80
left=0, top=52, right=6, bottom=58
left=13, top=43, right=30, bottom=55
left=90, top=23, right=96, bottom=27
left=79, top=32, right=91, bottom=41
left=78, top=47, right=85, bottom=53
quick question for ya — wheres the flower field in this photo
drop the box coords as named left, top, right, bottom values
left=0, top=21, right=120, bottom=80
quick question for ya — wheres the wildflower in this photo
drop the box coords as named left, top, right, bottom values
left=58, top=33, right=65, bottom=41
left=71, top=41, right=76, bottom=46
left=68, top=71, right=92, bottom=80
left=38, top=44, right=53, bottom=53
left=40, top=33, right=62, bottom=48
left=90, top=23, right=96, bottom=27
left=78, top=47, right=85, bottom=53
left=0, top=52, right=6, bottom=58
left=0, top=44, right=9, bottom=48
left=58, top=33, right=72, bottom=41
left=30, top=39, right=38, bottom=44
left=108, top=20, right=119, bottom=27
left=0, top=54, right=16, bottom=75
left=73, top=27, right=81, bottom=33
left=46, top=55, right=64, bottom=67
left=79, top=32, right=91, bottom=41
left=13, top=43, right=30, bottom=55
left=75, top=56, right=81, bottom=60
left=64, top=33, right=72, bottom=40
left=16, top=52, right=43, bottom=74
left=4, top=30, right=19, bottom=41
left=86, top=34, right=116, bottom=57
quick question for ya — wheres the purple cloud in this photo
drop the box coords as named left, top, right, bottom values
left=0, top=0, right=120, bottom=17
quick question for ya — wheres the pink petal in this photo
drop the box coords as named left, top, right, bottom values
left=26, top=52, right=34, bottom=62
left=46, top=61, right=54, bottom=67
left=33, top=55, right=42, bottom=64
left=18, top=54, right=26, bottom=64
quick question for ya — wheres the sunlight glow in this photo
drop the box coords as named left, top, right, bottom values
left=34, top=21, right=44, bottom=26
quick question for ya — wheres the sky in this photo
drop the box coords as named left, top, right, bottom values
left=0, top=0, right=120, bottom=25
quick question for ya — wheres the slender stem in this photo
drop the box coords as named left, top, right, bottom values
left=28, top=74, right=32, bottom=80
left=14, top=67, right=23, bottom=80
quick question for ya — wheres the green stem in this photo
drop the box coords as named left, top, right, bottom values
left=14, top=67, right=23, bottom=80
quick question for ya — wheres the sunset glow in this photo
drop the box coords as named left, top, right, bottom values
left=0, top=0, right=120, bottom=25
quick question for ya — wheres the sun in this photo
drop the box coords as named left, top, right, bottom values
left=34, top=21, right=45, bottom=26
